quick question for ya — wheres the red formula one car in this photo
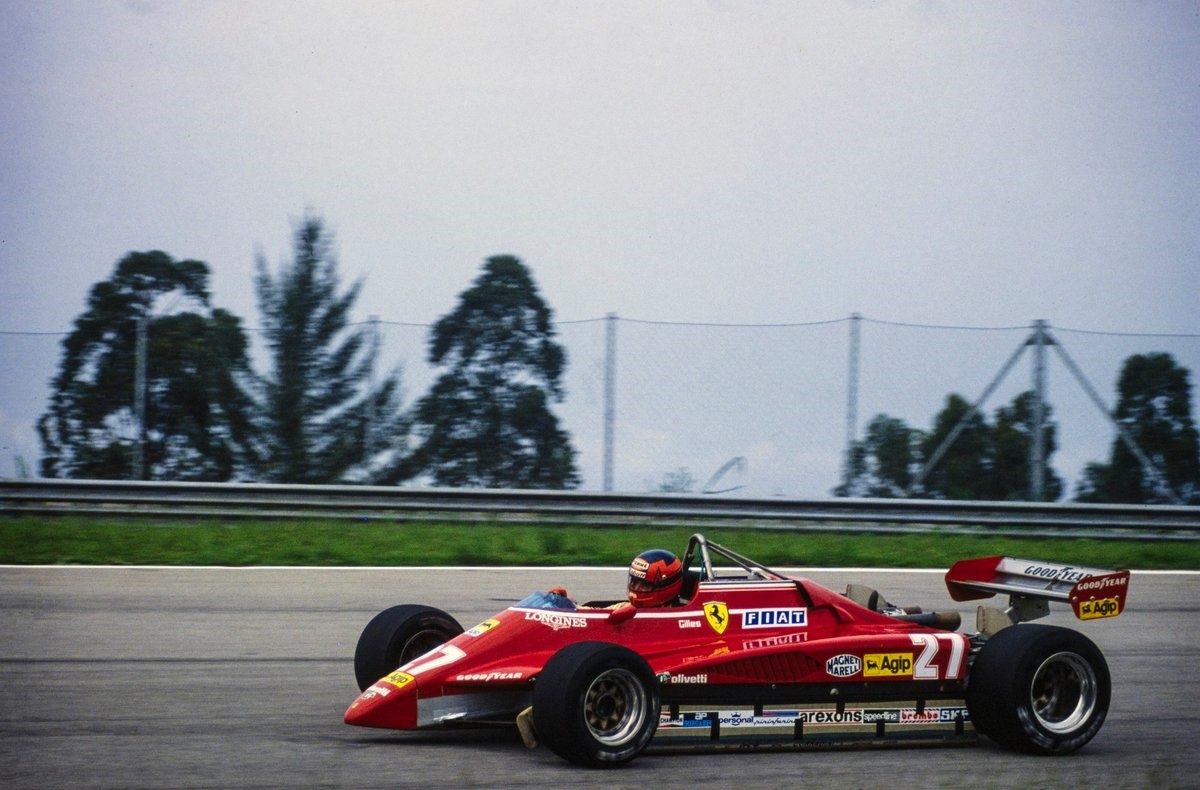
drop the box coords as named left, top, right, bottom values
left=345, top=534, right=1128, bottom=767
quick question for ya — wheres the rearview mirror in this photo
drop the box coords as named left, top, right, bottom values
left=608, top=602, right=636, bottom=623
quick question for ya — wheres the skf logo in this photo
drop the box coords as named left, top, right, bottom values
left=863, top=653, right=913, bottom=677
left=704, top=602, right=729, bottom=635
left=1079, top=597, right=1120, bottom=620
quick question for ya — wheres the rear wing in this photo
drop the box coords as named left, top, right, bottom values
left=945, top=556, right=1130, bottom=624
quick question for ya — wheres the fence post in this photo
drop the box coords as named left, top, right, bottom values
left=843, top=313, right=862, bottom=488
left=603, top=313, right=617, bottom=492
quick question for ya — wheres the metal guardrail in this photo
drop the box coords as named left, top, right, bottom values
left=3, top=478, right=1199, bottom=540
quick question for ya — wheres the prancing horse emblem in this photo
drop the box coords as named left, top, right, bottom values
left=704, top=602, right=729, bottom=635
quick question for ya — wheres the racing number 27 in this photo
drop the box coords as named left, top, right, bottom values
left=909, top=633, right=966, bottom=680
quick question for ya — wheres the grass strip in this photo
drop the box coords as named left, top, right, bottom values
left=2, top=516, right=1196, bottom=569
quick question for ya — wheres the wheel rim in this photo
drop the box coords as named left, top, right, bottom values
left=583, top=668, right=647, bottom=747
left=1030, top=651, right=1098, bottom=734
left=399, top=628, right=448, bottom=663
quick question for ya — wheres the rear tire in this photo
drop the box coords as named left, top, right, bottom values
left=533, top=642, right=659, bottom=767
left=967, top=624, right=1110, bottom=754
left=353, top=604, right=463, bottom=692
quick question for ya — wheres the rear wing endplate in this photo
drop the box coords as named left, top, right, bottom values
left=945, top=556, right=1130, bottom=623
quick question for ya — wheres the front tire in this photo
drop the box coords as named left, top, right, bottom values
left=967, top=624, right=1110, bottom=754
left=353, top=604, right=463, bottom=692
left=532, top=642, right=660, bottom=767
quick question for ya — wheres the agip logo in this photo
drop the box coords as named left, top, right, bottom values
left=704, top=602, right=729, bottom=635
left=1078, top=597, right=1121, bottom=620
left=863, top=653, right=913, bottom=677
left=381, top=670, right=415, bottom=689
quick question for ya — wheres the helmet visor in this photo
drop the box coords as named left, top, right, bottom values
left=628, top=577, right=659, bottom=594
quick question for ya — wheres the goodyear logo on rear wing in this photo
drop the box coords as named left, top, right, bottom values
left=740, top=607, right=807, bottom=629
left=1069, top=570, right=1130, bottom=621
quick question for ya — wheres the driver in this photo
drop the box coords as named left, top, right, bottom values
left=627, top=549, right=684, bottom=607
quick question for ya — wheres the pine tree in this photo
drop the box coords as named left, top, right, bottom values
left=1077, top=353, right=1199, bottom=503
left=406, top=255, right=579, bottom=488
left=253, top=215, right=405, bottom=483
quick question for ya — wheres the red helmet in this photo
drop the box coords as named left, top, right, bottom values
left=627, top=549, right=683, bottom=607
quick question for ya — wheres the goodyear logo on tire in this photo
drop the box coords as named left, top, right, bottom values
left=863, top=653, right=913, bottom=677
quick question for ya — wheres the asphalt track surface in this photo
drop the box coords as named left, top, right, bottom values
left=2, top=565, right=1197, bottom=789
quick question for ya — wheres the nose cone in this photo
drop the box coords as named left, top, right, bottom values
left=344, top=671, right=419, bottom=730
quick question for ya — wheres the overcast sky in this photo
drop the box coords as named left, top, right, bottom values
left=2, top=1, right=1198, bottom=493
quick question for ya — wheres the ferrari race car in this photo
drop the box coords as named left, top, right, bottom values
left=345, top=534, right=1129, bottom=767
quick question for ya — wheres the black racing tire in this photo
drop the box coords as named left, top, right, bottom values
left=966, top=624, right=1110, bottom=755
left=353, top=604, right=463, bottom=692
left=532, top=641, right=660, bottom=767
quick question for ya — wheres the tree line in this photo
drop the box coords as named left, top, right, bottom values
left=834, top=354, right=1199, bottom=504
left=37, top=215, right=578, bottom=489
left=35, top=213, right=1199, bottom=503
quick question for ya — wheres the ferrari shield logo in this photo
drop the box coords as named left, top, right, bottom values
left=704, top=602, right=729, bottom=634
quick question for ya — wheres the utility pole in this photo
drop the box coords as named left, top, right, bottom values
left=1029, top=319, right=1048, bottom=500
left=603, top=313, right=617, bottom=492
left=133, top=314, right=148, bottom=480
